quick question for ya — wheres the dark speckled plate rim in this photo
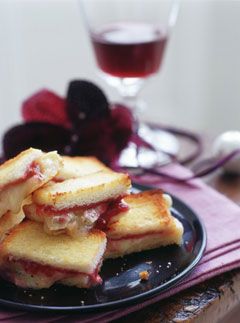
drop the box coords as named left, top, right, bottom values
left=0, top=183, right=207, bottom=313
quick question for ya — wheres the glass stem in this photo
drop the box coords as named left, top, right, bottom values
left=118, top=77, right=146, bottom=133
left=122, top=95, right=140, bottom=133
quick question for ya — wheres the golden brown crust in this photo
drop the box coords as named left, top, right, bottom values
left=104, top=190, right=183, bottom=258
left=1, top=220, right=105, bottom=248
left=106, top=190, right=172, bottom=238
left=0, top=150, right=62, bottom=218
left=0, top=148, right=43, bottom=189
left=105, top=218, right=184, bottom=258
left=54, top=156, right=110, bottom=181
left=0, top=220, right=106, bottom=289
left=62, top=156, right=108, bottom=169
left=32, top=171, right=131, bottom=209
left=0, top=220, right=107, bottom=273
left=0, top=148, right=40, bottom=171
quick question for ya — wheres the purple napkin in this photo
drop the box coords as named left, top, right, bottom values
left=0, top=163, right=240, bottom=323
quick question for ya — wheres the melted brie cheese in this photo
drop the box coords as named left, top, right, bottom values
left=43, top=206, right=105, bottom=237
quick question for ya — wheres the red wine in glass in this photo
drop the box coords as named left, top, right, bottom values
left=91, top=22, right=167, bottom=78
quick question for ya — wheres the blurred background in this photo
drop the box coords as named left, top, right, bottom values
left=0, top=0, right=240, bottom=153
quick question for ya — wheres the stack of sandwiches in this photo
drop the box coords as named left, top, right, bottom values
left=0, top=148, right=183, bottom=289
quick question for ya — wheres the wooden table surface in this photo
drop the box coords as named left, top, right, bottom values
left=115, top=139, right=240, bottom=323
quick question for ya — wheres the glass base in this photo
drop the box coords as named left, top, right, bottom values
left=119, top=124, right=179, bottom=168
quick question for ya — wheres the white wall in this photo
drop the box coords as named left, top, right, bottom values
left=0, top=0, right=240, bottom=153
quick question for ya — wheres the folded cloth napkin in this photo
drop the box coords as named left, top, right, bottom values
left=0, top=163, right=240, bottom=323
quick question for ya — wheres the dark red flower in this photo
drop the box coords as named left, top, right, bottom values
left=3, top=81, right=133, bottom=164
left=70, top=116, right=117, bottom=163
left=22, top=89, right=71, bottom=128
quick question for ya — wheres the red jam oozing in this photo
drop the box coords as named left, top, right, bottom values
left=36, top=201, right=110, bottom=216
left=95, top=198, right=129, bottom=231
left=1, top=161, right=42, bottom=191
left=57, top=215, right=70, bottom=224
left=108, top=230, right=167, bottom=241
left=9, top=258, right=101, bottom=284
left=36, top=196, right=128, bottom=217
left=35, top=197, right=129, bottom=232
left=25, top=161, right=42, bottom=179
left=52, top=178, right=65, bottom=183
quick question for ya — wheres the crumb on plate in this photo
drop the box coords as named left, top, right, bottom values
left=139, top=270, right=149, bottom=281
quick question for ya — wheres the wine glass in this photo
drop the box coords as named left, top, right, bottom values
left=80, top=0, right=180, bottom=167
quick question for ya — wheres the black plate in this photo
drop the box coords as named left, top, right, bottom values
left=0, top=184, right=206, bottom=312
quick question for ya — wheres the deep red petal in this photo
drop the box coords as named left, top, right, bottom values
left=3, top=122, right=71, bottom=159
left=22, top=89, right=71, bottom=128
left=66, top=80, right=110, bottom=127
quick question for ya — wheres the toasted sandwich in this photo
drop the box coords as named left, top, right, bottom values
left=103, top=190, right=184, bottom=259
left=54, top=156, right=109, bottom=182
left=0, top=148, right=62, bottom=219
left=0, top=220, right=107, bottom=289
left=24, top=170, right=131, bottom=236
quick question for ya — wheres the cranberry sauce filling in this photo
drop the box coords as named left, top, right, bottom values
left=35, top=196, right=128, bottom=217
left=95, top=198, right=129, bottom=231
left=35, top=197, right=129, bottom=232
left=25, top=161, right=42, bottom=179
left=51, top=178, right=65, bottom=183
left=1, top=161, right=42, bottom=191
left=35, top=201, right=109, bottom=216
left=107, top=230, right=169, bottom=241
left=7, top=257, right=102, bottom=284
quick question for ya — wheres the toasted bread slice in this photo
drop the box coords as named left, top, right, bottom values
left=0, top=220, right=106, bottom=289
left=0, top=196, right=32, bottom=242
left=104, top=190, right=184, bottom=258
left=32, top=170, right=131, bottom=211
left=0, top=210, right=25, bottom=242
left=0, top=148, right=42, bottom=189
left=54, top=156, right=109, bottom=181
left=0, top=149, right=62, bottom=218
